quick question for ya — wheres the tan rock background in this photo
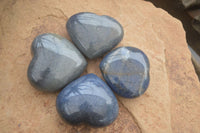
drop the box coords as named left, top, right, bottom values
left=0, top=0, right=200, bottom=133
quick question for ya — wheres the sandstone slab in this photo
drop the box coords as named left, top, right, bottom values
left=0, top=0, right=200, bottom=133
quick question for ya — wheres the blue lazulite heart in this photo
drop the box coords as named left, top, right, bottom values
left=56, top=74, right=119, bottom=127
left=27, top=33, right=87, bottom=92
left=100, top=47, right=150, bottom=98
left=67, top=12, right=124, bottom=59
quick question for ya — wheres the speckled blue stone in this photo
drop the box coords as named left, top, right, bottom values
left=56, top=74, right=119, bottom=127
left=67, top=12, right=124, bottom=59
left=27, top=33, right=87, bottom=92
left=100, top=47, right=150, bottom=98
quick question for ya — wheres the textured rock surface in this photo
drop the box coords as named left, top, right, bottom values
left=100, top=47, right=150, bottom=98
left=28, top=33, right=87, bottom=92
left=0, top=0, right=200, bottom=133
left=56, top=74, right=118, bottom=127
left=67, top=12, right=123, bottom=59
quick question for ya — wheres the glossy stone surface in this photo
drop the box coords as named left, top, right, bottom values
left=100, top=47, right=150, bottom=98
left=27, top=33, right=87, bottom=92
left=67, top=12, right=124, bottom=59
left=56, top=74, right=119, bottom=127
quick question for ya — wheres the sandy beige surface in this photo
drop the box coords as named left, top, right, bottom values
left=0, top=0, right=200, bottom=133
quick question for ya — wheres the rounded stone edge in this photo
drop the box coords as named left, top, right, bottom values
left=56, top=73, right=119, bottom=127
left=66, top=12, right=124, bottom=59
left=99, top=46, right=150, bottom=98
left=27, top=33, right=88, bottom=92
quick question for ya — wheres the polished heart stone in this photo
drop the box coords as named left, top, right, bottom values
left=56, top=73, right=119, bottom=127
left=27, top=33, right=87, bottom=92
left=100, top=47, right=150, bottom=98
left=66, top=12, right=124, bottom=59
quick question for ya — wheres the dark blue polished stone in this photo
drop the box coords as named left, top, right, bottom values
left=100, top=47, right=150, bottom=98
left=27, top=33, right=87, bottom=92
left=67, top=12, right=124, bottom=59
left=56, top=74, right=119, bottom=127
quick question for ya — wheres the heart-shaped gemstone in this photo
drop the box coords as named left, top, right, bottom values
left=100, top=47, right=150, bottom=98
left=56, top=74, right=119, bottom=127
left=27, top=33, right=87, bottom=92
left=67, top=12, right=124, bottom=59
